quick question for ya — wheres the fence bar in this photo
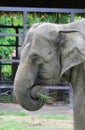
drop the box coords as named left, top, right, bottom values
left=12, top=57, right=19, bottom=81
left=44, top=86, right=70, bottom=90
left=0, top=55, right=2, bottom=81
left=23, top=11, right=28, bottom=36
left=0, top=25, right=23, bottom=28
left=69, top=86, right=73, bottom=109
left=0, top=7, right=85, bottom=13
left=15, top=28, right=19, bottom=58
left=0, top=33, right=23, bottom=37
left=0, top=59, right=20, bottom=63
left=70, top=12, right=75, bottom=22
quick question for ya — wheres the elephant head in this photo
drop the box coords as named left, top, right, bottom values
left=14, top=21, right=85, bottom=111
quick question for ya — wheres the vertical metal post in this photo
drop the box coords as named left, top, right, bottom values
left=70, top=12, right=75, bottom=22
left=0, top=55, right=2, bottom=81
left=15, top=27, right=19, bottom=58
left=23, top=11, right=28, bottom=37
left=70, top=11, right=74, bottom=109
left=12, top=57, right=18, bottom=81
left=56, top=13, right=60, bottom=23
left=70, top=85, right=73, bottom=109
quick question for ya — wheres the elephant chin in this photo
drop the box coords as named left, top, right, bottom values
left=14, top=85, right=45, bottom=111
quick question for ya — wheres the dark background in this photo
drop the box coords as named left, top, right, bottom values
left=0, top=0, right=85, bottom=9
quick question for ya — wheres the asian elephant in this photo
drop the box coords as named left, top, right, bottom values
left=14, top=20, right=85, bottom=130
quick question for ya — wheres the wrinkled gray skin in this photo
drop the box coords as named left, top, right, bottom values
left=14, top=20, right=85, bottom=130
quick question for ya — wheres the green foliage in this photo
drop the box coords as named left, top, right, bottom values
left=0, top=120, right=30, bottom=130
left=27, top=13, right=59, bottom=25
left=39, top=114, right=71, bottom=120
left=0, top=95, right=13, bottom=103
left=59, top=14, right=70, bottom=23
left=0, top=112, right=73, bottom=130
left=75, top=15, right=85, bottom=21
left=38, top=93, right=51, bottom=102
left=0, top=111, right=27, bottom=116
left=1, top=65, right=12, bottom=80
left=0, top=13, right=23, bottom=60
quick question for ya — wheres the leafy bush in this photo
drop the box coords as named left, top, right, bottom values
left=1, top=65, right=12, bottom=81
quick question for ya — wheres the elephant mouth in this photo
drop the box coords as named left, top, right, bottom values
left=30, top=78, right=58, bottom=106
left=31, top=85, right=48, bottom=99
left=35, top=78, right=58, bottom=86
left=31, top=78, right=58, bottom=99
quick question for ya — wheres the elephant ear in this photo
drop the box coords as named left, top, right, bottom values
left=57, top=30, right=85, bottom=76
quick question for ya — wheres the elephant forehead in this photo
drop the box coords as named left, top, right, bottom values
left=31, top=34, right=53, bottom=52
left=29, top=41, right=56, bottom=60
left=30, top=45, right=54, bottom=58
left=32, top=23, right=61, bottom=41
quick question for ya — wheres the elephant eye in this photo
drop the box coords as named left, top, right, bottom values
left=31, top=54, right=38, bottom=63
left=30, top=54, right=44, bottom=66
left=38, top=62, right=43, bottom=67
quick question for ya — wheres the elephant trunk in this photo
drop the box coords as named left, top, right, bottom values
left=14, top=61, right=44, bottom=111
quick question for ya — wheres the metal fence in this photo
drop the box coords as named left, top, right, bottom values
left=0, top=7, right=85, bottom=36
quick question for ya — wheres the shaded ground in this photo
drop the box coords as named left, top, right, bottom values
left=0, top=102, right=73, bottom=115
left=0, top=103, right=74, bottom=130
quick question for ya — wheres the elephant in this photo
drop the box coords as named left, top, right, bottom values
left=14, top=20, right=85, bottom=130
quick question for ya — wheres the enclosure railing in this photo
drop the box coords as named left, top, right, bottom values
left=0, top=7, right=85, bottom=36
